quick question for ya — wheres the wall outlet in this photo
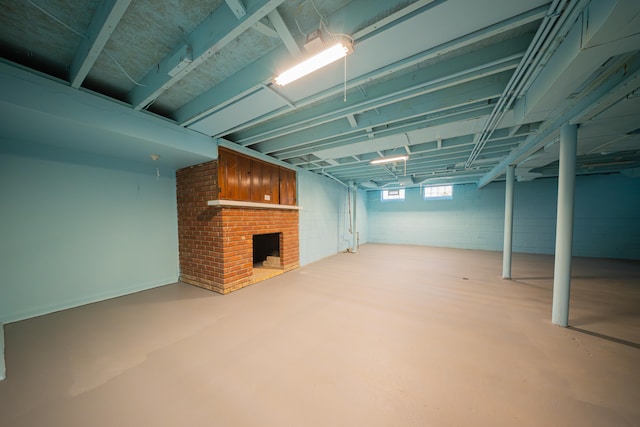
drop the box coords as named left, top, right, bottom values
left=264, top=195, right=271, bottom=201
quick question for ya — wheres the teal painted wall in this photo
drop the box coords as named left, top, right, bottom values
left=367, top=174, right=640, bottom=259
left=298, top=171, right=367, bottom=265
left=572, top=174, right=640, bottom=258
left=0, top=143, right=179, bottom=323
left=0, top=141, right=370, bottom=322
left=367, top=183, right=505, bottom=251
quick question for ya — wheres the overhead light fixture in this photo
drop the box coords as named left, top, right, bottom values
left=274, top=41, right=353, bottom=86
left=370, top=155, right=409, bottom=165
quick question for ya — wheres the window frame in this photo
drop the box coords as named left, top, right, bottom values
left=381, top=188, right=406, bottom=201
left=422, top=184, right=453, bottom=200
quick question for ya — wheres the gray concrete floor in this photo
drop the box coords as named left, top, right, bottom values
left=0, top=244, right=639, bottom=426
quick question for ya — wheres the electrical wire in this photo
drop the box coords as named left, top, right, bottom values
left=26, top=0, right=146, bottom=87
left=27, top=0, right=85, bottom=39
left=320, top=21, right=354, bottom=44
left=308, top=0, right=327, bottom=26
left=343, top=53, right=347, bottom=102
left=104, top=50, right=147, bottom=87
left=295, top=0, right=327, bottom=37
left=295, top=0, right=354, bottom=43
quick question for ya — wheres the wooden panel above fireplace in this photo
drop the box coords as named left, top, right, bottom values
left=217, top=146, right=296, bottom=206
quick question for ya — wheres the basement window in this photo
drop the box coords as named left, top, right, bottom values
left=423, top=185, right=453, bottom=200
left=381, top=189, right=405, bottom=201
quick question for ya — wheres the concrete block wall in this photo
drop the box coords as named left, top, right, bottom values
left=512, top=174, right=640, bottom=257
left=367, top=173, right=640, bottom=259
left=367, top=184, right=505, bottom=251
left=572, top=173, right=640, bottom=258
left=297, top=171, right=368, bottom=265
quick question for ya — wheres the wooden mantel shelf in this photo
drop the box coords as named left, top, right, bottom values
left=207, top=200, right=302, bottom=210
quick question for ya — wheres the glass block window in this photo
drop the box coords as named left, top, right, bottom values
left=423, top=185, right=453, bottom=200
left=381, top=189, right=405, bottom=201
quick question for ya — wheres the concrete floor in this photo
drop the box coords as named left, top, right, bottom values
left=0, top=244, right=638, bottom=426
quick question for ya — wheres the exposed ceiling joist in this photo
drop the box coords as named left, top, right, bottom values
left=233, top=36, right=528, bottom=147
left=128, top=0, right=287, bottom=110
left=478, top=53, right=640, bottom=188
left=253, top=18, right=279, bottom=38
left=225, top=0, right=247, bottom=19
left=254, top=72, right=511, bottom=155
left=70, top=0, right=132, bottom=88
left=351, top=0, right=439, bottom=40
left=3, top=0, right=639, bottom=190
left=174, top=0, right=472, bottom=127
left=276, top=107, right=500, bottom=161
left=218, top=7, right=546, bottom=143
left=267, top=8, right=302, bottom=56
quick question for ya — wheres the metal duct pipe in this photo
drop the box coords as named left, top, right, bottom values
left=322, top=170, right=358, bottom=254
left=513, top=0, right=591, bottom=97
left=466, top=0, right=565, bottom=167
left=465, top=0, right=584, bottom=168
left=351, top=184, right=358, bottom=253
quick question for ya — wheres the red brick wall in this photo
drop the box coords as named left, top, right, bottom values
left=176, top=160, right=299, bottom=294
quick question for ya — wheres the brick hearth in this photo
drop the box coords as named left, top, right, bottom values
left=176, top=160, right=299, bottom=294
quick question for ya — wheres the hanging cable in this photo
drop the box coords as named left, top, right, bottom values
left=27, top=0, right=85, bottom=38
left=26, top=0, right=146, bottom=87
left=295, top=0, right=326, bottom=38
left=104, top=50, right=147, bottom=87
left=343, top=54, right=347, bottom=102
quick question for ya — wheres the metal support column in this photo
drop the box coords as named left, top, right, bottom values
left=502, top=165, right=515, bottom=279
left=552, top=124, right=577, bottom=327
left=351, top=185, right=358, bottom=253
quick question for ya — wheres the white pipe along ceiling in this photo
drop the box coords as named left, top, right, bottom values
left=1, top=0, right=639, bottom=188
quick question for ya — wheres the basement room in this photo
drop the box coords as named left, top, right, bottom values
left=0, top=0, right=639, bottom=426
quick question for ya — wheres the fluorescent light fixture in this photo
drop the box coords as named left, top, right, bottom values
left=370, top=155, right=409, bottom=165
left=274, top=42, right=352, bottom=86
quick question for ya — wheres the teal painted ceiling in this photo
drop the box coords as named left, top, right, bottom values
left=1, top=0, right=639, bottom=188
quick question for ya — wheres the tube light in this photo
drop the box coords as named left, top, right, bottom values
left=274, top=42, right=352, bottom=86
left=370, top=155, right=409, bottom=165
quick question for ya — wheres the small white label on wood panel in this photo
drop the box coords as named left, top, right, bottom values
left=264, top=194, right=271, bottom=201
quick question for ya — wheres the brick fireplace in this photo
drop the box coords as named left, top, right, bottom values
left=176, top=153, right=299, bottom=294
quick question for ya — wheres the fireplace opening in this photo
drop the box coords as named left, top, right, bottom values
left=253, top=233, right=281, bottom=268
